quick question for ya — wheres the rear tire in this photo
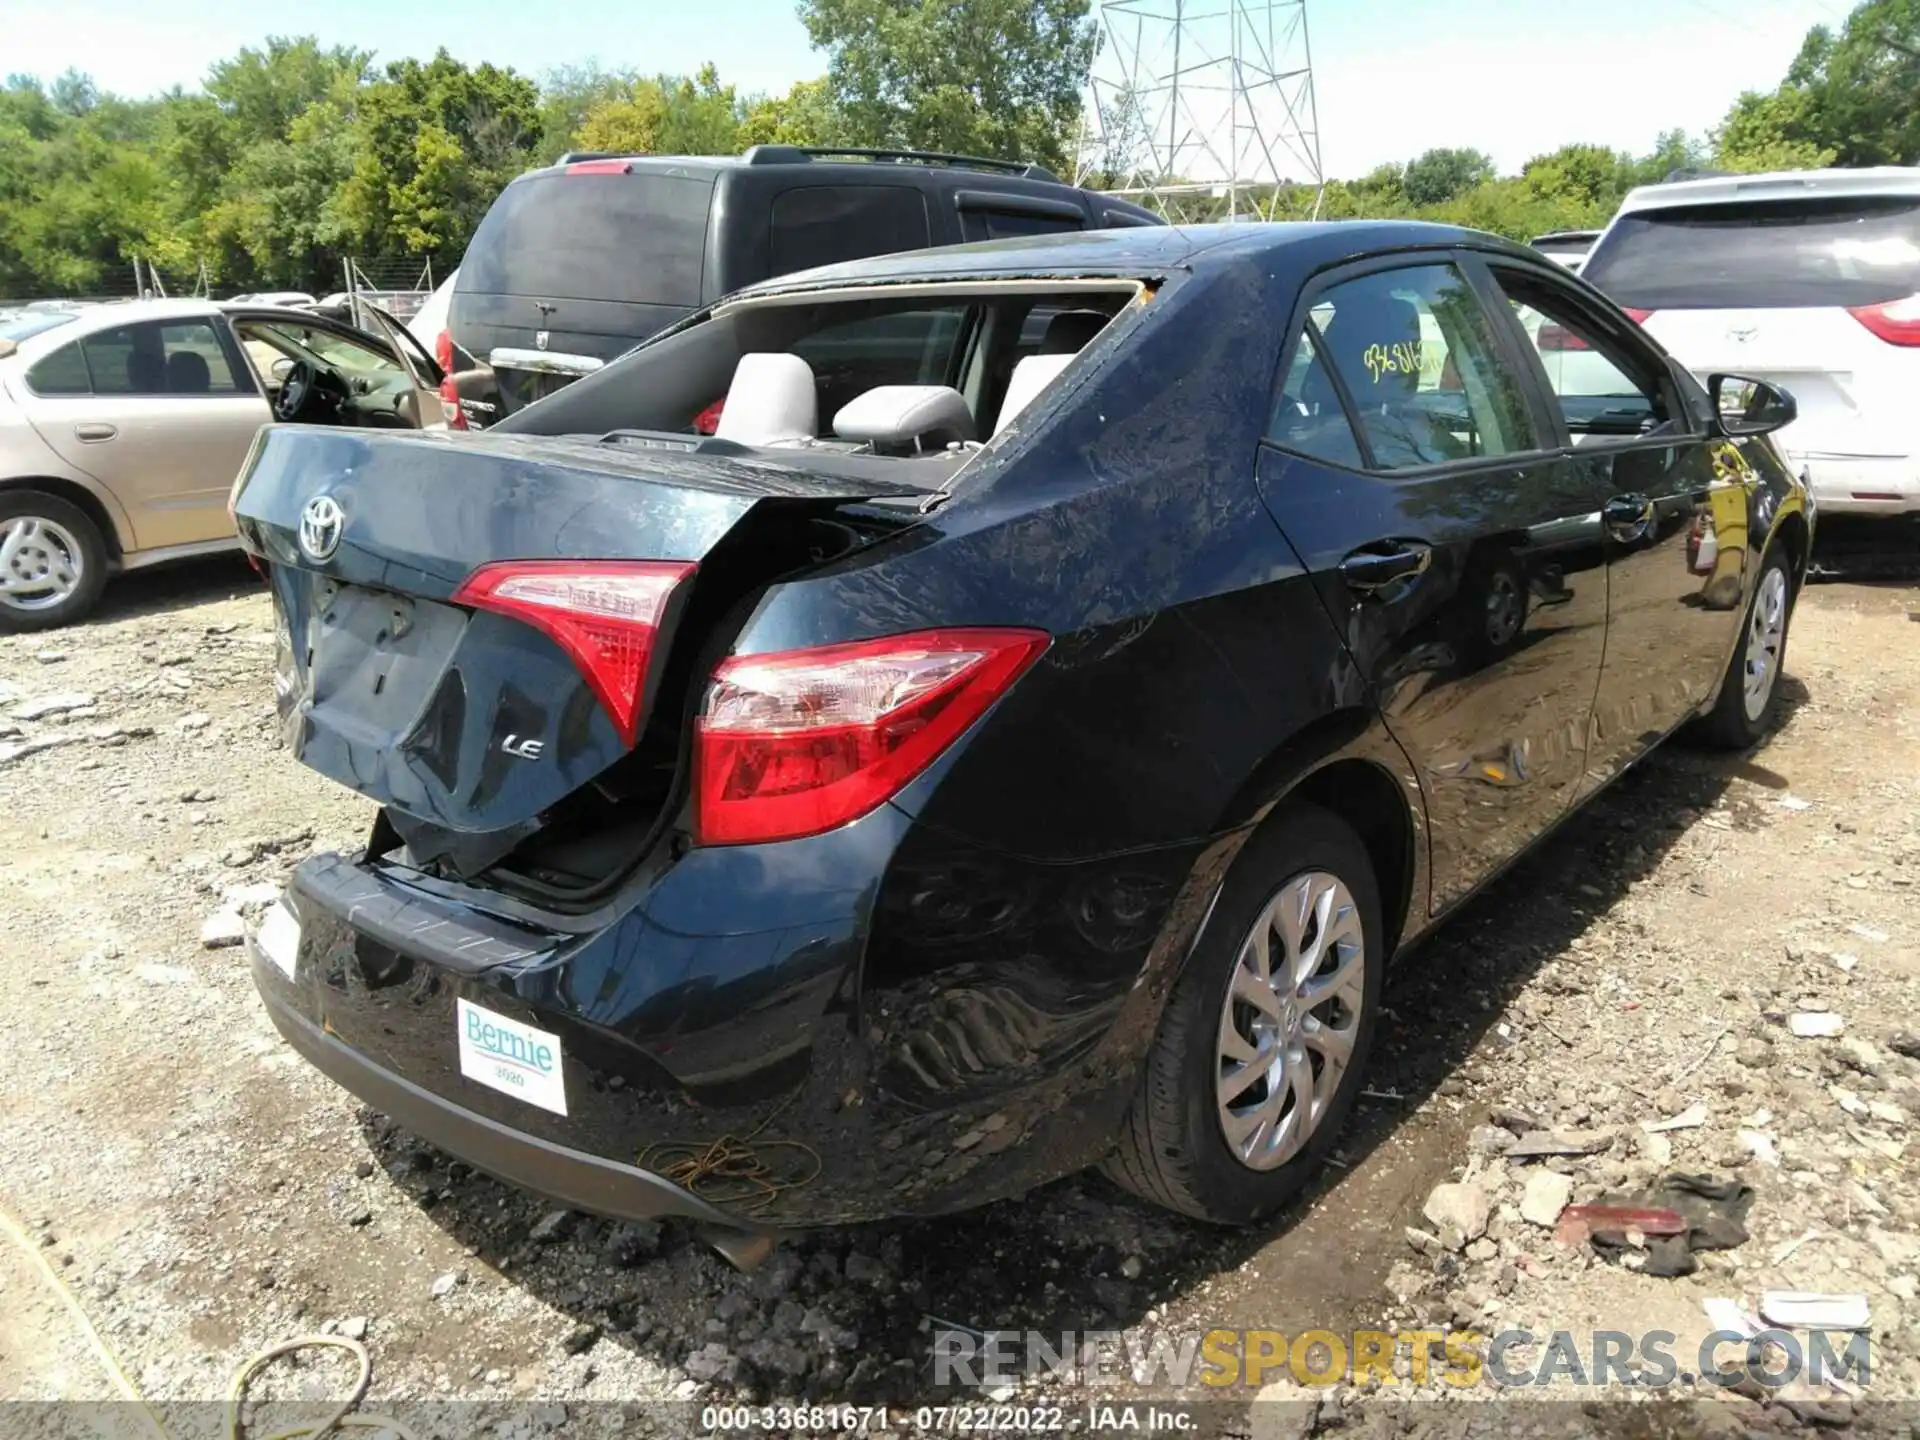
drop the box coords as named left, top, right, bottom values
left=0, top=491, right=109, bottom=633
left=1104, top=802, right=1384, bottom=1224
left=1694, top=546, right=1794, bottom=750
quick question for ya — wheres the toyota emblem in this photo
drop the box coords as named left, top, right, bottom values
left=298, top=496, right=345, bottom=562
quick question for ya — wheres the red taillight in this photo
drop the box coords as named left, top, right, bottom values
left=565, top=159, right=632, bottom=175
left=452, top=560, right=696, bottom=745
left=693, top=628, right=1049, bottom=846
left=692, top=399, right=723, bottom=435
left=1536, top=322, right=1589, bottom=352
left=434, top=331, right=468, bottom=428
left=439, top=374, right=467, bottom=430
left=1622, top=307, right=1654, bottom=325
left=1848, top=295, right=1920, bottom=346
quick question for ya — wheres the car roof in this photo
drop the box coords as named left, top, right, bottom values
left=1, top=297, right=226, bottom=357
left=515, top=150, right=1160, bottom=223
left=69, top=297, right=224, bottom=323
left=729, top=219, right=1520, bottom=296
left=1617, top=165, right=1920, bottom=214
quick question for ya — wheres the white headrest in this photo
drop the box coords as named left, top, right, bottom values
left=715, top=353, right=817, bottom=446
left=992, top=353, right=1075, bottom=437
left=832, top=385, right=973, bottom=447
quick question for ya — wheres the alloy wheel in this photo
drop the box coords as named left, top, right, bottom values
left=1741, top=566, right=1789, bottom=722
left=1214, top=870, right=1366, bottom=1171
left=1484, top=570, right=1524, bottom=648
left=0, top=516, right=86, bottom=613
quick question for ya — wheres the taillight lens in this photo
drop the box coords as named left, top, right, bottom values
left=434, top=331, right=467, bottom=428
left=452, top=560, right=695, bottom=745
left=1849, top=294, right=1920, bottom=346
left=693, top=628, right=1049, bottom=846
left=1622, top=307, right=1654, bottom=325
left=1536, top=322, right=1589, bottom=352
left=439, top=374, right=467, bottom=429
left=565, top=159, right=632, bottom=175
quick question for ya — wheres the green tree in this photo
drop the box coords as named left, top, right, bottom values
left=1519, top=143, right=1633, bottom=209
left=338, top=50, right=540, bottom=259
left=574, top=82, right=670, bottom=155
left=206, top=37, right=370, bottom=144
left=1629, top=128, right=1707, bottom=186
left=1714, top=87, right=1839, bottom=172
left=739, top=77, right=842, bottom=149
left=571, top=66, right=750, bottom=157
left=799, top=0, right=1096, bottom=174
left=1401, top=147, right=1495, bottom=207
left=536, top=63, right=638, bottom=161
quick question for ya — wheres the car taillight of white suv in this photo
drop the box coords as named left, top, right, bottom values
left=1582, top=167, right=1920, bottom=515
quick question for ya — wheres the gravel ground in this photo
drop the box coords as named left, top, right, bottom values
left=1, top=556, right=1917, bottom=1437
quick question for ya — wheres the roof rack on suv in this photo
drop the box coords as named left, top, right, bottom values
left=741, top=145, right=1061, bottom=183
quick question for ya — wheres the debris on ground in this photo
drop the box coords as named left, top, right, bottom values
left=1759, top=1290, right=1871, bottom=1331
left=3, top=566, right=1919, bottom=1414
left=1788, top=1011, right=1846, bottom=1038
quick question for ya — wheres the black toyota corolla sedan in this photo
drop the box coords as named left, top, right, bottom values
left=232, top=222, right=1811, bottom=1257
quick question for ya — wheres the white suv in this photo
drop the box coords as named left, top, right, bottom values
left=1582, top=166, right=1920, bottom=514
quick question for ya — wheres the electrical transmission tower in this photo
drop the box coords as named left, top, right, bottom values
left=1078, top=0, right=1325, bottom=223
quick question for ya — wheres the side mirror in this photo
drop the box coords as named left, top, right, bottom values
left=1710, top=373, right=1796, bottom=437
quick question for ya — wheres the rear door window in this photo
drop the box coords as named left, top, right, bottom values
left=25, top=341, right=91, bottom=396
left=1267, top=330, right=1366, bottom=470
left=83, top=321, right=245, bottom=396
left=461, top=172, right=716, bottom=306
left=770, top=186, right=932, bottom=277
left=1583, top=196, right=1920, bottom=309
left=1303, top=264, right=1539, bottom=471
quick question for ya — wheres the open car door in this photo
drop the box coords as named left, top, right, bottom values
left=357, top=303, right=448, bottom=431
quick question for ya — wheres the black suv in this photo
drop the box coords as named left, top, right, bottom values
left=444, top=145, right=1163, bottom=418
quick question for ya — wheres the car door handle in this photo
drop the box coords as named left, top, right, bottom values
left=1603, top=494, right=1654, bottom=536
left=73, top=423, right=117, bottom=442
left=1338, top=544, right=1432, bottom=592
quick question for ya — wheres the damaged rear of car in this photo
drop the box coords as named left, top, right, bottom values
left=233, top=233, right=1220, bottom=1247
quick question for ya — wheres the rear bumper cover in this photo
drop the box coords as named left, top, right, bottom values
left=1794, top=452, right=1920, bottom=513
left=243, top=811, right=1204, bottom=1226
left=253, top=949, right=763, bottom=1234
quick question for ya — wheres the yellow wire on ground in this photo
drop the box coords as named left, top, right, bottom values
left=1, top=1194, right=419, bottom=1440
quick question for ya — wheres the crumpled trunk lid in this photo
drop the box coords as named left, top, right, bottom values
left=233, top=426, right=915, bottom=877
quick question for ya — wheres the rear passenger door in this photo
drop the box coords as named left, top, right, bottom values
left=1253, top=256, right=1612, bottom=913
left=1480, top=261, right=1736, bottom=793
left=22, top=317, right=269, bottom=550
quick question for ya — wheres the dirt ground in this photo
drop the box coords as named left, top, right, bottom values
left=1, top=554, right=1916, bottom=1436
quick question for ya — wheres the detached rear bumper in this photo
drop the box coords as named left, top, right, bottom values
left=251, top=951, right=773, bottom=1243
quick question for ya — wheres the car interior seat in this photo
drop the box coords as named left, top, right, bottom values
left=126, top=351, right=166, bottom=394
left=1039, top=310, right=1110, bottom=354
left=714, top=353, right=818, bottom=447
left=993, top=354, right=1076, bottom=438
left=1318, top=293, right=1469, bottom=468
left=166, top=351, right=212, bottom=394
left=832, top=385, right=973, bottom=453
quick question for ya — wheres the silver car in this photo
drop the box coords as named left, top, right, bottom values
left=0, top=297, right=445, bottom=630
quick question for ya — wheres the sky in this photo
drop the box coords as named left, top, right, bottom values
left=0, top=0, right=1861, bottom=178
